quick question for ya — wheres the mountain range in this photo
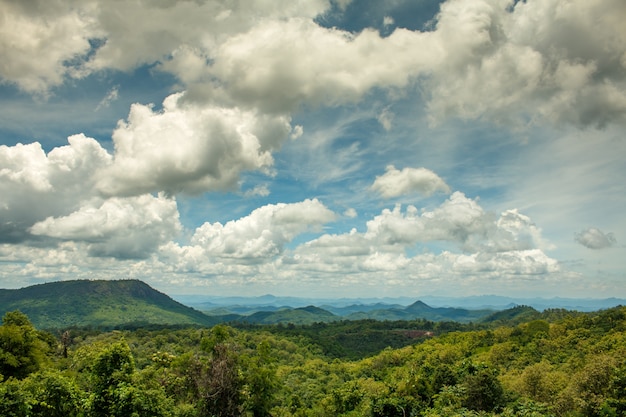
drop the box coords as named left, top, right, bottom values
left=1, top=279, right=624, bottom=330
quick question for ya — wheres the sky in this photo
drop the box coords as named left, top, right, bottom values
left=0, top=0, right=625, bottom=299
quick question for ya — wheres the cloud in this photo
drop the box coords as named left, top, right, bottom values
left=285, top=192, right=556, bottom=279
left=575, top=228, right=617, bottom=250
left=85, top=0, right=331, bottom=74
left=97, top=92, right=293, bottom=196
left=30, top=194, right=181, bottom=259
left=377, top=107, right=394, bottom=131
left=243, top=184, right=271, bottom=198
left=426, top=0, right=626, bottom=128
left=358, top=191, right=550, bottom=253
left=95, top=85, right=120, bottom=111
left=208, top=18, right=440, bottom=113
left=186, top=199, right=336, bottom=262
left=448, top=249, right=560, bottom=275
left=0, top=0, right=331, bottom=94
left=344, top=208, right=358, bottom=218
left=6, top=0, right=623, bottom=130
left=0, top=0, right=101, bottom=95
left=371, top=165, right=451, bottom=199
left=0, top=134, right=112, bottom=242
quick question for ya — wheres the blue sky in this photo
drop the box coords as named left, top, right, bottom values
left=0, top=0, right=624, bottom=299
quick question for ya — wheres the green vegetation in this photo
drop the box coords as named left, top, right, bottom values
left=0, top=280, right=216, bottom=329
left=0, top=303, right=624, bottom=416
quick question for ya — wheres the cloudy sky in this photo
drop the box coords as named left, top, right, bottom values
left=1, top=0, right=624, bottom=299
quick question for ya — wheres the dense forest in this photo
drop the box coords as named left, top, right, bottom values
left=1, top=305, right=625, bottom=416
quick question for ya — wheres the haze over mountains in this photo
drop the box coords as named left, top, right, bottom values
left=175, top=293, right=625, bottom=313
left=1, top=279, right=624, bottom=329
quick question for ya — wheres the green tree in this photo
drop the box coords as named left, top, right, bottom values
left=87, top=340, right=171, bottom=417
left=460, top=362, right=505, bottom=412
left=22, top=369, right=84, bottom=417
left=243, top=340, right=278, bottom=417
left=189, top=340, right=243, bottom=417
left=0, top=311, right=49, bottom=379
left=0, top=378, right=29, bottom=417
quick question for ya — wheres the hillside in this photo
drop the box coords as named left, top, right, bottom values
left=0, top=279, right=215, bottom=329
left=2, top=302, right=623, bottom=417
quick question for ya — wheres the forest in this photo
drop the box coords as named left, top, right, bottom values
left=0, top=305, right=625, bottom=417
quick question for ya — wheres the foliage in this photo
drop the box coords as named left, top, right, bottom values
left=0, top=306, right=624, bottom=417
left=0, top=311, right=51, bottom=379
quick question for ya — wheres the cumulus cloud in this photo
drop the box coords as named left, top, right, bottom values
left=371, top=165, right=450, bottom=198
left=5, top=0, right=624, bottom=129
left=575, top=228, right=617, bottom=250
left=426, top=0, right=626, bottom=127
left=0, top=134, right=112, bottom=242
left=285, top=192, right=556, bottom=278
left=1, top=0, right=617, bottom=295
left=30, top=194, right=181, bottom=259
left=0, top=0, right=101, bottom=94
left=187, top=199, right=336, bottom=262
left=366, top=193, right=549, bottom=253
left=0, top=0, right=332, bottom=94
left=208, top=18, right=440, bottom=113
left=87, top=0, right=331, bottom=73
left=97, top=92, right=293, bottom=196
left=365, top=192, right=488, bottom=246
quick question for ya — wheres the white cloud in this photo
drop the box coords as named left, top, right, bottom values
left=0, top=0, right=331, bottom=95
left=575, top=228, right=617, bottom=250
left=364, top=192, right=488, bottom=246
left=86, top=0, right=331, bottom=73
left=97, top=92, right=292, bottom=196
left=371, top=165, right=451, bottom=198
left=367, top=193, right=549, bottom=253
left=187, top=199, right=336, bottom=262
left=449, top=250, right=559, bottom=276
left=344, top=208, right=358, bottom=218
left=243, top=184, right=271, bottom=198
left=0, top=0, right=101, bottom=95
left=30, top=194, right=181, bottom=259
left=0, top=134, right=112, bottom=242
left=5, top=0, right=623, bottom=130
left=209, top=18, right=440, bottom=113
left=0, top=0, right=622, bottom=297
left=285, top=192, right=557, bottom=280
left=377, top=107, right=394, bottom=131
left=95, top=85, right=120, bottom=111
left=426, top=0, right=626, bottom=128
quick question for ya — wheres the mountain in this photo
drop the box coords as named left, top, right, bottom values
left=345, top=300, right=494, bottom=323
left=230, top=305, right=338, bottom=325
left=0, top=279, right=216, bottom=329
left=479, top=305, right=541, bottom=325
left=177, top=294, right=626, bottom=312
left=206, top=300, right=496, bottom=324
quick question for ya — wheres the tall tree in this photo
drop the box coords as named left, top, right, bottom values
left=0, top=311, right=49, bottom=379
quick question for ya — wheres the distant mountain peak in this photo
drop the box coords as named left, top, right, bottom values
left=405, top=300, right=433, bottom=312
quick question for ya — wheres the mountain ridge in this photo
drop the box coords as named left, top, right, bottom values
left=0, top=279, right=216, bottom=329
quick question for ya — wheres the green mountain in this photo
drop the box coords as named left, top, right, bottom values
left=234, top=305, right=338, bottom=325
left=212, top=300, right=495, bottom=325
left=479, top=305, right=541, bottom=325
left=345, top=300, right=494, bottom=323
left=0, top=279, right=215, bottom=329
